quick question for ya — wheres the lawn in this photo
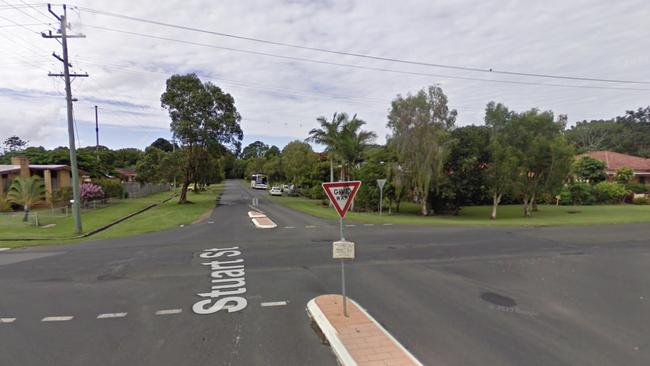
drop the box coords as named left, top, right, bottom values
left=269, top=196, right=650, bottom=226
left=0, top=184, right=223, bottom=248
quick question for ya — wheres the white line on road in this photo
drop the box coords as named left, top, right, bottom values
left=0, top=318, right=16, bottom=323
left=0, top=248, right=10, bottom=251
left=97, top=312, right=127, bottom=319
left=208, top=221, right=215, bottom=224
left=383, top=223, right=393, bottom=226
left=305, top=225, right=317, bottom=228
left=363, top=224, right=375, bottom=226
left=345, top=224, right=356, bottom=227
left=155, top=309, right=183, bottom=315
left=260, top=301, right=288, bottom=307
left=283, top=226, right=296, bottom=229
left=42, top=316, right=74, bottom=322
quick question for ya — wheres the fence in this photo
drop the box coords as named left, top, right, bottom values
left=121, top=182, right=171, bottom=199
left=0, top=206, right=70, bottom=228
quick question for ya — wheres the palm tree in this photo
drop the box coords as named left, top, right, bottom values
left=7, top=176, right=46, bottom=222
left=337, top=115, right=377, bottom=180
left=306, top=112, right=346, bottom=182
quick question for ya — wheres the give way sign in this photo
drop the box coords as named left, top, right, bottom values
left=322, top=181, right=362, bottom=219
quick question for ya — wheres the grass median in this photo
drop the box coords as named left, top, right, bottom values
left=0, top=184, right=223, bottom=248
left=269, top=195, right=650, bottom=226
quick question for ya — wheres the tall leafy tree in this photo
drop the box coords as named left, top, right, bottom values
left=484, top=102, right=518, bottom=219
left=337, top=115, right=377, bottom=180
left=387, top=85, right=456, bottom=216
left=7, top=176, right=45, bottom=222
left=282, top=140, right=317, bottom=185
left=3, top=135, right=28, bottom=152
left=161, top=73, right=243, bottom=203
left=241, top=141, right=269, bottom=160
left=306, top=113, right=346, bottom=182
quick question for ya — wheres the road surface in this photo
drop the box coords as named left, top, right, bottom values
left=0, top=180, right=648, bottom=365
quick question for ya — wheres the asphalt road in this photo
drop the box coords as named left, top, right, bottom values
left=0, top=180, right=649, bottom=365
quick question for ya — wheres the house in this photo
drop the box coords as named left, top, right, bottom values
left=578, top=151, right=650, bottom=184
left=0, top=156, right=85, bottom=199
left=114, top=167, right=137, bottom=182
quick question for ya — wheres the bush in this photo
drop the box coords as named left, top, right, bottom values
left=52, top=186, right=73, bottom=206
left=626, top=183, right=649, bottom=194
left=614, top=167, right=634, bottom=184
left=0, top=194, right=11, bottom=212
left=305, top=185, right=325, bottom=200
left=95, top=179, right=124, bottom=199
left=80, top=183, right=104, bottom=202
left=633, top=196, right=649, bottom=205
left=559, top=187, right=572, bottom=205
left=568, top=182, right=594, bottom=205
left=593, top=182, right=628, bottom=204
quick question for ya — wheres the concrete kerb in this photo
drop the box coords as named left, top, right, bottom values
left=307, top=298, right=357, bottom=366
left=307, top=295, right=423, bottom=366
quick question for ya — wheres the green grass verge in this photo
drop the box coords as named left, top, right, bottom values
left=0, top=184, right=223, bottom=248
left=269, top=196, right=650, bottom=226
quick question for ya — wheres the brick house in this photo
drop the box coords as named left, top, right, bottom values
left=0, top=156, right=85, bottom=199
left=578, top=151, right=650, bottom=184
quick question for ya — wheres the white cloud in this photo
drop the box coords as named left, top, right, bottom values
left=0, top=0, right=648, bottom=149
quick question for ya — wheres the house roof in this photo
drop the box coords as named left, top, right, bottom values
left=0, top=164, right=83, bottom=174
left=578, top=151, right=650, bottom=174
left=114, top=167, right=137, bottom=177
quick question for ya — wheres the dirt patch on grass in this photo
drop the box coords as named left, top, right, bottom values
left=192, top=208, right=214, bottom=224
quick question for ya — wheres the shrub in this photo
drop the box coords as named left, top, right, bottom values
left=633, top=196, right=648, bottom=205
left=306, top=184, right=325, bottom=200
left=0, top=194, right=11, bottom=212
left=614, top=167, right=634, bottom=184
left=95, top=179, right=124, bottom=199
left=80, top=183, right=104, bottom=202
left=593, top=182, right=628, bottom=204
left=626, top=183, right=649, bottom=194
left=559, top=187, right=572, bottom=205
left=568, top=182, right=594, bottom=205
left=52, top=186, right=73, bottom=206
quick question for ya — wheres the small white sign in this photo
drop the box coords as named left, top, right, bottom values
left=333, top=240, right=355, bottom=259
left=376, top=179, right=387, bottom=190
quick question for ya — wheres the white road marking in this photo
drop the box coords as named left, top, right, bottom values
left=260, top=301, right=288, bottom=307
left=305, top=225, right=317, bottom=228
left=208, top=221, right=215, bottom=224
left=96, top=312, right=127, bottom=319
left=345, top=224, right=356, bottom=227
left=0, top=318, right=16, bottom=323
left=363, top=224, right=374, bottom=226
left=383, top=223, right=393, bottom=226
left=155, top=309, right=183, bottom=315
left=283, top=226, right=296, bottom=229
left=42, top=316, right=74, bottom=322
left=0, top=248, right=10, bottom=251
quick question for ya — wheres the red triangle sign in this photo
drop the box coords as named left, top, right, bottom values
left=322, top=181, right=362, bottom=219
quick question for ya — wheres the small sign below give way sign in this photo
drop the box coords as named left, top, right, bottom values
left=322, top=181, right=362, bottom=219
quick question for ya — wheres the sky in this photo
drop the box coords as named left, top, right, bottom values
left=0, top=0, right=648, bottom=152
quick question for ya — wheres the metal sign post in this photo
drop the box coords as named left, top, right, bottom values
left=377, top=179, right=387, bottom=217
left=323, top=181, right=361, bottom=317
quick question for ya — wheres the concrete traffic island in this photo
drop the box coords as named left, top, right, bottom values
left=247, top=211, right=277, bottom=229
left=307, top=294, right=422, bottom=366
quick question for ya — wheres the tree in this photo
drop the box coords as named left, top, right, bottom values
left=3, top=136, right=28, bottom=152
left=241, top=141, right=269, bottom=160
left=136, top=146, right=166, bottom=183
left=306, top=113, right=346, bottom=183
left=614, top=167, right=634, bottom=185
left=7, top=176, right=45, bottom=222
left=150, top=138, right=175, bottom=152
left=337, top=115, right=377, bottom=180
left=264, top=145, right=281, bottom=159
left=387, top=85, right=457, bottom=215
left=573, top=156, right=607, bottom=184
left=281, top=141, right=317, bottom=185
left=484, top=102, right=518, bottom=219
left=508, top=109, right=572, bottom=216
left=161, top=74, right=243, bottom=203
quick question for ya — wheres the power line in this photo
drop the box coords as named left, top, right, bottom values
left=0, top=0, right=46, bottom=26
left=84, top=24, right=650, bottom=93
left=78, top=6, right=650, bottom=85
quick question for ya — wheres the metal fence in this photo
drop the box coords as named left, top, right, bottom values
left=121, top=182, right=171, bottom=199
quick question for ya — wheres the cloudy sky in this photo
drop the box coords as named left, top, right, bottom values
left=0, top=0, right=648, bottom=151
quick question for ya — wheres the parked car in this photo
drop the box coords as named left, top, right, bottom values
left=269, top=186, right=283, bottom=196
